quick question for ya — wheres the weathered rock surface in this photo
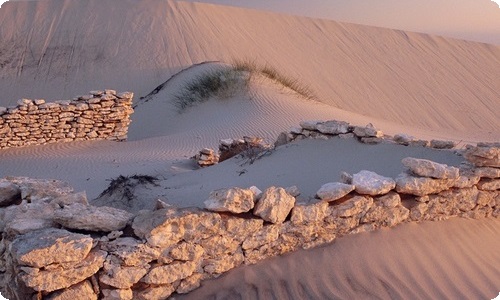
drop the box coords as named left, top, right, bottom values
left=430, top=140, right=455, bottom=149
left=474, top=167, right=500, bottom=179
left=204, top=187, right=255, bottom=213
left=402, top=157, right=459, bottom=179
left=53, top=203, right=134, bottom=232
left=361, top=193, right=409, bottom=227
left=352, top=170, right=395, bottom=196
left=464, top=146, right=500, bottom=167
left=253, top=187, right=295, bottom=224
left=10, top=228, right=93, bottom=268
left=0, top=180, right=21, bottom=206
left=141, top=261, right=197, bottom=285
left=329, top=195, right=373, bottom=218
left=46, top=279, right=97, bottom=300
left=477, top=179, right=500, bottom=191
left=395, top=173, right=457, bottom=196
left=195, top=148, right=219, bottom=167
left=290, top=201, right=329, bottom=225
left=100, top=237, right=160, bottom=267
left=316, top=120, right=350, bottom=135
left=316, top=182, right=355, bottom=202
left=99, top=256, right=150, bottom=289
left=353, top=123, right=383, bottom=138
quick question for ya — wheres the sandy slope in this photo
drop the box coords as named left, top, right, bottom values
left=0, top=0, right=499, bottom=141
left=178, top=217, right=500, bottom=300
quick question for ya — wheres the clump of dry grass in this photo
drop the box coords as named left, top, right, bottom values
left=174, top=60, right=316, bottom=112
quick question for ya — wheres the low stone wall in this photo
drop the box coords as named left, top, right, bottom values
left=0, top=90, right=134, bottom=149
left=0, top=144, right=498, bottom=299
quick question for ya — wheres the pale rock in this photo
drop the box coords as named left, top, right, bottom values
left=223, top=217, right=264, bottom=241
left=410, top=202, right=429, bottom=221
left=402, top=157, right=460, bottom=179
left=289, top=126, right=303, bottom=134
left=340, top=171, right=353, bottom=184
left=142, top=261, right=197, bottom=285
left=0, top=180, right=21, bottom=206
left=361, top=199, right=409, bottom=227
left=204, top=187, right=255, bottom=213
left=285, top=185, right=301, bottom=197
left=338, top=132, right=355, bottom=139
left=242, top=225, right=280, bottom=250
left=464, top=146, right=500, bottom=167
left=101, top=288, right=133, bottom=300
left=133, top=284, right=176, bottom=300
left=9, top=177, right=74, bottom=202
left=474, top=167, right=500, bottom=179
left=53, top=203, right=133, bottom=232
left=1, top=201, right=59, bottom=235
left=20, top=249, right=107, bottom=292
left=164, top=242, right=204, bottom=261
left=477, top=179, right=500, bottom=191
left=430, top=139, right=455, bottom=149
left=204, top=249, right=244, bottom=274
left=219, top=139, right=233, bottom=147
left=409, top=140, right=430, bottom=147
left=100, top=237, right=160, bottom=266
left=352, top=170, right=395, bottom=196
left=360, top=137, right=386, bottom=144
left=329, top=195, right=373, bottom=218
left=395, top=173, right=457, bottom=196
left=99, top=256, right=150, bottom=289
left=316, top=182, right=355, bottom=202
left=253, top=186, right=295, bottom=224
left=17, top=99, right=33, bottom=106
left=376, top=192, right=402, bottom=208
left=290, top=201, right=329, bottom=225
left=453, top=173, right=481, bottom=188
left=249, top=185, right=263, bottom=199
left=10, top=228, right=93, bottom=268
left=393, top=134, right=414, bottom=145
left=353, top=123, right=383, bottom=138
left=176, top=273, right=207, bottom=294
left=46, top=280, right=97, bottom=300
left=299, top=120, right=322, bottom=131
left=316, top=120, right=350, bottom=135
left=132, top=208, right=222, bottom=248
left=198, top=235, right=239, bottom=257
left=274, top=132, right=289, bottom=147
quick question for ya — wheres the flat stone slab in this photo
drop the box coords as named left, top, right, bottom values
left=402, top=157, right=459, bottom=179
left=352, top=170, right=395, bottom=196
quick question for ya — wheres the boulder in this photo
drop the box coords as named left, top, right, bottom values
left=141, top=261, right=197, bottom=285
left=99, top=237, right=160, bottom=267
left=395, top=173, right=457, bottom=196
left=8, top=177, right=73, bottom=202
left=253, top=187, right=295, bottom=224
left=204, top=187, right=255, bottom=213
left=464, top=146, right=500, bottom=167
left=0, top=180, right=21, bottom=206
left=132, top=207, right=222, bottom=248
left=352, top=170, right=395, bottom=196
left=299, top=120, right=322, bottom=131
left=401, top=157, right=459, bottom=179
left=393, top=134, right=414, bottom=146
left=99, top=256, right=150, bottom=289
left=329, top=195, right=373, bottom=218
left=316, top=182, right=355, bottom=202
left=242, top=225, right=280, bottom=250
left=290, top=201, right=329, bottom=225
left=353, top=123, right=383, bottom=138
left=430, top=140, right=455, bottom=149
left=316, top=120, right=350, bottom=135
left=1, top=201, right=59, bottom=236
left=53, top=203, right=134, bottom=232
left=10, top=228, right=93, bottom=268
left=20, top=249, right=107, bottom=292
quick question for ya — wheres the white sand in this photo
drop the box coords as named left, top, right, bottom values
left=0, top=0, right=499, bottom=299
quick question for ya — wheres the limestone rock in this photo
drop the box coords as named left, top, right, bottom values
left=253, top=187, right=295, bottom=224
left=1, top=202, right=59, bottom=236
left=464, top=146, right=500, bottom=167
left=376, top=192, right=402, bottom=208
left=328, top=195, right=373, bottom=218
left=141, top=261, right=197, bottom=285
left=222, top=217, right=264, bottom=241
left=133, top=284, right=176, bottom=300
left=249, top=185, right=263, bottom=199
left=299, top=120, right=322, bottom=131
left=163, top=242, right=204, bottom=262
left=474, top=167, right=500, bottom=179
left=100, top=237, right=160, bottom=267
left=8, top=177, right=74, bottom=202
left=393, top=134, right=414, bottom=146
left=10, top=228, right=93, bottom=268
left=352, top=170, right=395, bottom=196
left=195, top=148, right=219, bottom=167
left=176, top=273, right=207, bottom=294
left=453, top=173, right=480, bottom=188
left=316, top=120, right=350, bottom=135
left=46, top=280, right=97, bottom=300
left=132, top=208, right=222, bottom=248
left=102, top=288, right=133, bottom=300
left=198, top=235, right=239, bottom=257
left=242, top=225, right=280, bottom=250
left=20, top=249, right=107, bottom=292
left=361, top=194, right=409, bottom=227
left=316, top=182, right=355, bottom=202
left=395, top=173, right=457, bottom=196
left=353, top=123, right=383, bottom=138
left=402, top=157, right=459, bottom=179
left=99, top=256, right=150, bottom=289
left=50, top=191, right=88, bottom=206
left=285, top=185, right=301, bottom=197
left=204, top=249, right=245, bottom=274
left=0, top=180, right=21, bottom=206
left=290, top=201, right=329, bottom=225
left=53, top=203, right=133, bottom=232
left=204, top=187, right=255, bottom=213
left=430, top=139, right=455, bottom=149
left=477, top=179, right=500, bottom=191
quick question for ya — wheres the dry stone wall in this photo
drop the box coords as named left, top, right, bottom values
left=0, top=139, right=498, bottom=299
left=0, top=90, right=134, bottom=149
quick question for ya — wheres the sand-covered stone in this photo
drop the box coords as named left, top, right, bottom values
left=352, top=170, right=395, bottom=196
left=53, top=203, right=134, bottom=232
left=316, top=182, right=355, bottom=202
left=402, top=157, right=459, bottom=179
left=204, top=187, right=255, bottom=213
left=395, top=173, right=457, bottom=196
left=253, top=186, right=295, bottom=224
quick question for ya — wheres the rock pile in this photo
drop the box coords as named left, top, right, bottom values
left=274, top=119, right=456, bottom=149
left=0, top=90, right=134, bottom=149
left=0, top=147, right=498, bottom=299
left=195, top=136, right=272, bottom=167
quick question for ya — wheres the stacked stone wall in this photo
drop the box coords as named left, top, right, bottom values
left=0, top=90, right=134, bottom=149
left=0, top=134, right=498, bottom=299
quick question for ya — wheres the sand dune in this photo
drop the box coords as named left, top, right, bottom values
left=0, top=0, right=499, bottom=141
left=178, top=217, right=500, bottom=300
